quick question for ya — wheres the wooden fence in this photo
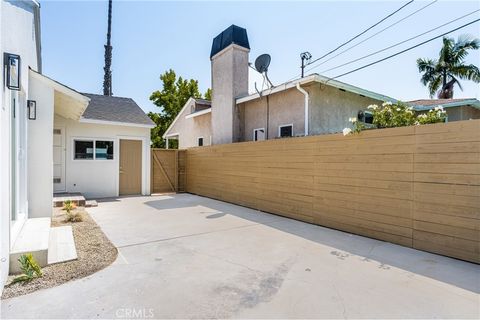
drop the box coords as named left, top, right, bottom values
left=185, top=120, right=480, bottom=263
left=151, top=149, right=186, bottom=193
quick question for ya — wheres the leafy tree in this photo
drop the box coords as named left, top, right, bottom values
left=204, top=88, right=212, bottom=101
left=148, top=69, right=211, bottom=148
left=417, top=35, right=480, bottom=98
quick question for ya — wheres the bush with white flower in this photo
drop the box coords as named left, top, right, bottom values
left=343, top=101, right=447, bottom=135
left=368, top=101, right=417, bottom=128
left=416, top=106, right=448, bottom=125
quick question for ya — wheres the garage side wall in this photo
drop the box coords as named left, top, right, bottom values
left=185, top=120, right=480, bottom=264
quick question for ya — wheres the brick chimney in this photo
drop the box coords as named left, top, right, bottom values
left=210, top=25, right=250, bottom=144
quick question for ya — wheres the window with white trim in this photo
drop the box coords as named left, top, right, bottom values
left=253, top=128, right=265, bottom=141
left=74, top=139, right=114, bottom=160
left=279, top=124, right=293, bottom=138
left=197, top=137, right=204, bottom=147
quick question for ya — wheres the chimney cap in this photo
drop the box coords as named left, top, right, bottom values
left=210, top=25, right=250, bottom=58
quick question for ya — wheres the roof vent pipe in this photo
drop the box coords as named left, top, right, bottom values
left=296, top=83, right=309, bottom=136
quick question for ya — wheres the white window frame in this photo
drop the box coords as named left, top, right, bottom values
left=197, top=136, right=204, bottom=147
left=72, top=138, right=115, bottom=161
left=253, top=128, right=266, bottom=141
left=278, top=124, right=293, bottom=138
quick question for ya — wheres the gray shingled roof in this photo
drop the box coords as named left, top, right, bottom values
left=81, top=93, right=154, bottom=126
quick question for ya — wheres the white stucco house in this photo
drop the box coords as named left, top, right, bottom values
left=1, top=0, right=153, bottom=288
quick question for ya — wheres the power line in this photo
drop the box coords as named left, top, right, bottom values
left=306, top=0, right=415, bottom=66
left=304, top=0, right=438, bottom=75
left=328, top=18, right=480, bottom=81
left=318, top=9, right=480, bottom=75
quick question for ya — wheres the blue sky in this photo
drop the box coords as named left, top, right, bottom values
left=40, top=0, right=480, bottom=113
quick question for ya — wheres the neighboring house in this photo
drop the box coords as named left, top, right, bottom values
left=1, top=0, right=153, bottom=288
left=407, top=98, right=480, bottom=121
left=165, top=98, right=212, bottom=148
left=163, top=25, right=396, bottom=148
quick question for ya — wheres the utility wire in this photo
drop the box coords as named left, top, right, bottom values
left=328, top=18, right=480, bottom=81
left=304, top=0, right=438, bottom=75
left=318, top=9, right=480, bottom=75
left=306, top=0, right=415, bottom=66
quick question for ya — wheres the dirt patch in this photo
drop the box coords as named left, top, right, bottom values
left=2, top=208, right=117, bottom=300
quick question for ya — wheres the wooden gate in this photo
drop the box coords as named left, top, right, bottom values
left=151, top=149, right=186, bottom=193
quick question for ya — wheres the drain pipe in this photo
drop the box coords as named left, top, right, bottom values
left=296, top=83, right=309, bottom=136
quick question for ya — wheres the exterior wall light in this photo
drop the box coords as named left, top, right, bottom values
left=4, top=53, right=21, bottom=90
left=27, top=100, right=36, bottom=120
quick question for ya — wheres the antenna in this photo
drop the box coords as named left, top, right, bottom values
left=252, top=54, right=273, bottom=94
left=300, top=52, right=312, bottom=78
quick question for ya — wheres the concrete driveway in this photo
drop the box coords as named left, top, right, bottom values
left=2, top=194, right=479, bottom=319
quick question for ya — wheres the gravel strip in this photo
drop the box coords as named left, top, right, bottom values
left=2, top=208, right=118, bottom=300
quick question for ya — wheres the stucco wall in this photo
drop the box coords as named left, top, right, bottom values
left=308, top=83, right=381, bottom=135
left=211, top=45, right=249, bottom=145
left=54, top=115, right=151, bottom=198
left=446, top=106, right=480, bottom=121
left=0, top=0, right=39, bottom=285
left=240, top=83, right=382, bottom=141
left=28, top=76, right=54, bottom=219
left=168, top=100, right=213, bottom=149
left=240, top=88, right=305, bottom=141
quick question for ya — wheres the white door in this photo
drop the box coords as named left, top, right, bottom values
left=53, top=127, right=66, bottom=192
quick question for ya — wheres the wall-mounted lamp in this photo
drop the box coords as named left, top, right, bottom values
left=27, top=100, right=36, bottom=120
left=4, top=53, right=21, bottom=90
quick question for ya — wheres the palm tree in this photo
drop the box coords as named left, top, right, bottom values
left=417, top=35, right=480, bottom=99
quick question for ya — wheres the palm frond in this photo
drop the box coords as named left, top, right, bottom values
left=428, top=76, right=442, bottom=98
left=449, top=64, right=480, bottom=82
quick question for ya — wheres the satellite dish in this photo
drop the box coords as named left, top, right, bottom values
left=254, top=54, right=271, bottom=73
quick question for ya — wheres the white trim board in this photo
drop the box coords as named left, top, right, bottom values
left=185, top=108, right=211, bottom=119
left=79, top=118, right=155, bottom=129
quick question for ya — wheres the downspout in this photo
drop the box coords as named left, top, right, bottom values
left=296, top=83, right=309, bottom=136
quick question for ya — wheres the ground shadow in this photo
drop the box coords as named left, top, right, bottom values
left=136, top=193, right=479, bottom=294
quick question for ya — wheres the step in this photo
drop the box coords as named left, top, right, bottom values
left=85, top=200, right=98, bottom=208
left=53, top=193, right=86, bottom=208
left=10, top=218, right=50, bottom=274
left=48, top=226, right=77, bottom=265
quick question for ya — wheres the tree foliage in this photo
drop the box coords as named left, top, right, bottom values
left=417, top=35, right=480, bottom=98
left=148, top=69, right=211, bottom=148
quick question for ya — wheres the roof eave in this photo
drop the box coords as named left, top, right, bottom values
left=411, top=99, right=480, bottom=111
left=236, top=74, right=397, bottom=104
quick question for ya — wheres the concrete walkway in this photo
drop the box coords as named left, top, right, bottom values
left=2, top=194, right=479, bottom=319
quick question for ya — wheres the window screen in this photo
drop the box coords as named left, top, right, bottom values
left=95, top=141, right=114, bottom=159
left=74, top=140, right=94, bottom=159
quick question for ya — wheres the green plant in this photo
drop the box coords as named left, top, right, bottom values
left=62, top=200, right=76, bottom=214
left=368, top=102, right=416, bottom=128
left=11, top=254, right=42, bottom=284
left=343, top=102, right=447, bottom=135
left=65, top=211, right=83, bottom=223
left=416, top=106, right=448, bottom=125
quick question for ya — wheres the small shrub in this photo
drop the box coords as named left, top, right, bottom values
left=65, top=211, right=83, bottom=223
left=416, top=106, right=448, bottom=125
left=368, top=101, right=416, bottom=128
left=12, top=254, right=42, bottom=284
left=62, top=200, right=76, bottom=214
